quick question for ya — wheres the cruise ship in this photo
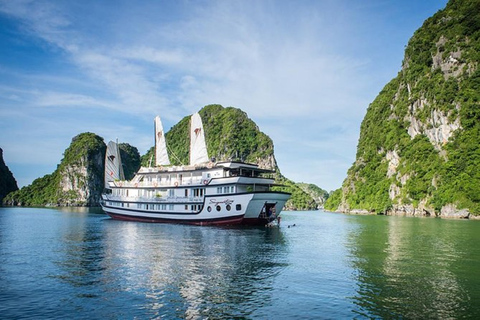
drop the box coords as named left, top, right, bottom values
left=100, top=112, right=290, bottom=225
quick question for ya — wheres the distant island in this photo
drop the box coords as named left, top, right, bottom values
left=2, top=105, right=328, bottom=210
left=325, top=0, right=480, bottom=219
left=0, top=148, right=19, bottom=204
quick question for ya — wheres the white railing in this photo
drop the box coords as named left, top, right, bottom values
left=113, top=177, right=206, bottom=188
left=103, top=194, right=204, bottom=203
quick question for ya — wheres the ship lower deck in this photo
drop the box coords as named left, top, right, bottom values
left=101, top=191, right=290, bottom=226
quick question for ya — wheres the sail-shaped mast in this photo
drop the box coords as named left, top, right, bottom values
left=105, top=140, right=125, bottom=188
left=189, top=112, right=209, bottom=166
left=155, top=115, right=170, bottom=166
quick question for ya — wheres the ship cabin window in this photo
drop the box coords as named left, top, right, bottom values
left=218, top=186, right=234, bottom=194
left=193, top=188, right=204, bottom=197
left=236, top=204, right=242, bottom=211
left=234, top=168, right=262, bottom=178
left=168, top=189, right=174, bottom=197
left=169, top=204, right=174, bottom=210
left=184, top=189, right=188, bottom=197
left=191, top=204, right=203, bottom=211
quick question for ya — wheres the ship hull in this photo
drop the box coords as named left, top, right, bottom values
left=101, top=192, right=290, bottom=226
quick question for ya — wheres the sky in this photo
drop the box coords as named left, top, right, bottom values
left=0, top=0, right=449, bottom=191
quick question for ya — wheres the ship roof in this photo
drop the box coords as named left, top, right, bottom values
left=135, top=160, right=275, bottom=175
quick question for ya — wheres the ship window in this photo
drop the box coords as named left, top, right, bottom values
left=185, top=205, right=188, bottom=210
left=217, top=187, right=222, bottom=194
left=226, top=204, right=231, bottom=211
left=185, top=189, right=188, bottom=197
left=207, top=206, right=212, bottom=212
left=169, top=204, right=174, bottom=210
left=236, top=204, right=242, bottom=211
left=192, top=188, right=204, bottom=197
left=216, top=205, right=221, bottom=212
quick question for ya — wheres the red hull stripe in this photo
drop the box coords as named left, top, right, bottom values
left=105, top=211, right=249, bottom=226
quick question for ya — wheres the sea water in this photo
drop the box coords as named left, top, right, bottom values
left=1, top=207, right=479, bottom=319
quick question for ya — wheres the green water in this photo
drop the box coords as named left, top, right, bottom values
left=1, top=208, right=479, bottom=318
left=346, top=214, right=480, bottom=318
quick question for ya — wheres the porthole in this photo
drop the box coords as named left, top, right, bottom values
left=226, top=204, right=231, bottom=211
left=216, top=205, right=221, bottom=212
left=207, top=206, right=212, bottom=212
left=236, top=204, right=242, bottom=211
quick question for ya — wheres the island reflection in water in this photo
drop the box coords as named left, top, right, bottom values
left=54, top=215, right=288, bottom=319
left=346, top=215, right=480, bottom=319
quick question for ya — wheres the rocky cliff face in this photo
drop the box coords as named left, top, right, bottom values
left=4, top=133, right=107, bottom=206
left=142, top=104, right=278, bottom=170
left=296, top=183, right=329, bottom=208
left=325, top=0, right=480, bottom=218
left=56, top=134, right=106, bottom=206
left=0, top=148, right=19, bottom=204
left=4, top=133, right=141, bottom=207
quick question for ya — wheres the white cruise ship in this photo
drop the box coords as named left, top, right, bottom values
left=100, top=112, right=290, bottom=225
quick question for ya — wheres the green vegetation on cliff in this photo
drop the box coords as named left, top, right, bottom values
left=273, top=177, right=321, bottom=210
left=297, top=183, right=329, bottom=207
left=0, top=148, right=18, bottom=204
left=3, top=134, right=141, bottom=207
left=142, top=104, right=274, bottom=167
left=119, top=143, right=141, bottom=180
left=4, top=133, right=106, bottom=206
left=325, top=0, right=480, bottom=216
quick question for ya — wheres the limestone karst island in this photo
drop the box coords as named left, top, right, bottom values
left=325, top=0, right=480, bottom=219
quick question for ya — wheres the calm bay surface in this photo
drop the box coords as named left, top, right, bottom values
left=1, top=207, right=479, bottom=319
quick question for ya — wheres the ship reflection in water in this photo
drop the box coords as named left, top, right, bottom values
left=84, top=219, right=287, bottom=319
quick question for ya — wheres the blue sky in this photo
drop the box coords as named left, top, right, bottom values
left=0, top=0, right=448, bottom=191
